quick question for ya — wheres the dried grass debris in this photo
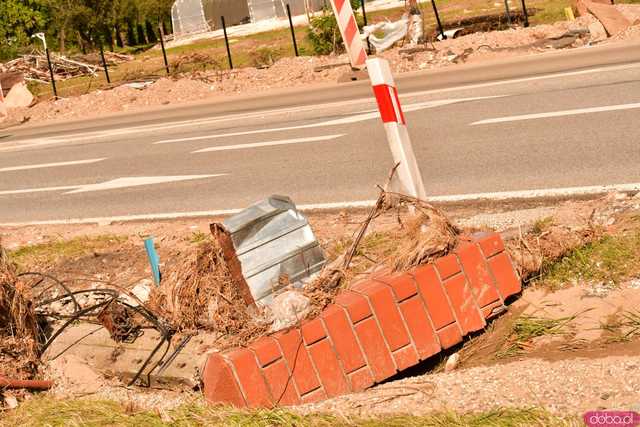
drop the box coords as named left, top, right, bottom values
left=148, top=239, right=269, bottom=348
left=0, top=241, right=40, bottom=380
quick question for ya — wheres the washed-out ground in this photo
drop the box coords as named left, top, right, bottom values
left=1, top=193, right=639, bottom=425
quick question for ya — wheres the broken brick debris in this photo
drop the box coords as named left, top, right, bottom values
left=201, top=232, right=520, bottom=407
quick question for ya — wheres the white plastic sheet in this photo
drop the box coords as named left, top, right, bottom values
left=362, top=13, right=423, bottom=53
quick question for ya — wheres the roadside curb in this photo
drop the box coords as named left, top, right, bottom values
left=202, top=232, right=521, bottom=407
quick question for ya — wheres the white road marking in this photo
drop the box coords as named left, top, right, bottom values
left=2, top=182, right=638, bottom=226
left=0, top=175, right=224, bottom=196
left=0, top=158, right=106, bottom=173
left=409, top=61, right=640, bottom=98
left=192, top=134, right=346, bottom=153
left=155, top=97, right=503, bottom=144
left=472, top=102, right=640, bottom=125
left=5, top=60, right=640, bottom=153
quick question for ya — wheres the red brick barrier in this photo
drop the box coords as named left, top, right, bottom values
left=202, top=232, right=521, bottom=407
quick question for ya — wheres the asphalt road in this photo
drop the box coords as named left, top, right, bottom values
left=1, top=42, right=640, bottom=224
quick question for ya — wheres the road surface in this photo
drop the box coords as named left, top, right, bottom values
left=1, top=42, right=640, bottom=224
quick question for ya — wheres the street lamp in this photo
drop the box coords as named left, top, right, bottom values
left=31, top=32, right=58, bottom=98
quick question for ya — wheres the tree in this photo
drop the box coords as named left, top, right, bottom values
left=0, top=0, right=47, bottom=59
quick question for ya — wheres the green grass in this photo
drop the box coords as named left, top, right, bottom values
left=188, top=231, right=210, bottom=245
left=9, top=235, right=128, bottom=269
left=496, top=314, right=576, bottom=358
left=535, top=232, right=640, bottom=290
left=600, top=309, right=640, bottom=343
left=531, top=217, right=553, bottom=235
left=0, top=397, right=581, bottom=427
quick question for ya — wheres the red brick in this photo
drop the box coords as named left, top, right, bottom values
left=435, top=254, right=462, bottom=280
left=250, top=336, right=282, bottom=367
left=226, top=348, right=273, bottom=407
left=412, top=265, right=457, bottom=330
left=476, top=233, right=505, bottom=258
left=307, top=339, right=350, bottom=397
left=354, top=317, right=396, bottom=382
left=355, top=281, right=410, bottom=351
left=301, top=318, right=327, bottom=345
left=335, top=291, right=372, bottom=323
left=301, top=387, right=327, bottom=404
left=443, top=274, right=485, bottom=334
left=437, top=323, right=463, bottom=349
left=456, top=244, right=502, bottom=308
left=348, top=367, right=375, bottom=392
left=487, top=252, right=522, bottom=298
left=378, top=273, right=418, bottom=302
left=202, top=353, right=246, bottom=407
left=274, top=329, right=321, bottom=395
left=392, top=345, right=419, bottom=371
left=399, top=296, right=441, bottom=360
left=262, top=359, right=300, bottom=406
left=321, top=305, right=366, bottom=373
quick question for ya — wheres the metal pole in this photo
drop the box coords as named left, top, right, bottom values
left=504, top=0, right=512, bottom=26
left=431, top=0, right=446, bottom=40
left=221, top=16, right=233, bottom=70
left=286, top=4, right=299, bottom=57
left=45, top=47, right=58, bottom=99
left=99, top=41, right=111, bottom=84
left=520, top=0, right=529, bottom=27
left=362, top=0, right=372, bottom=53
left=361, top=0, right=368, bottom=26
left=158, top=25, right=170, bottom=74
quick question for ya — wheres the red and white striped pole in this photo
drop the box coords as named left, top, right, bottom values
left=367, top=57, right=427, bottom=200
left=328, top=0, right=368, bottom=70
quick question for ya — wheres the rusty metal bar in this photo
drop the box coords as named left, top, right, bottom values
left=0, top=376, right=54, bottom=390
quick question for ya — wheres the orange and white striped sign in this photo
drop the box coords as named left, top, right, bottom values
left=328, top=0, right=368, bottom=70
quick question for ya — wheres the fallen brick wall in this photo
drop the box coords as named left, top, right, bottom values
left=202, top=232, right=521, bottom=407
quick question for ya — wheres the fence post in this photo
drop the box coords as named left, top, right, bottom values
left=158, top=24, right=170, bottom=74
left=520, top=0, right=530, bottom=27
left=45, top=47, right=58, bottom=99
left=221, top=16, right=234, bottom=70
left=361, top=0, right=372, bottom=54
left=99, top=41, right=111, bottom=84
left=367, top=58, right=427, bottom=200
left=504, top=0, right=512, bottom=26
left=431, top=0, right=447, bottom=40
left=286, top=4, right=299, bottom=57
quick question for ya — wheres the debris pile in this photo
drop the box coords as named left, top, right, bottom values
left=148, top=239, right=270, bottom=346
left=0, top=243, right=39, bottom=381
left=0, top=52, right=102, bottom=83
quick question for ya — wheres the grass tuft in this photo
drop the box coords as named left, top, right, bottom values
left=9, top=235, right=128, bottom=269
left=496, top=314, right=576, bottom=358
left=600, top=309, right=640, bottom=343
left=535, top=233, right=640, bottom=290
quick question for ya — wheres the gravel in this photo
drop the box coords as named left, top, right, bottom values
left=299, top=355, right=640, bottom=416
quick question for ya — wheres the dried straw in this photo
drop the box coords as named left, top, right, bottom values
left=0, top=240, right=40, bottom=379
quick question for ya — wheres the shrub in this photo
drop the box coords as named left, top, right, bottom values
left=307, top=0, right=364, bottom=55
